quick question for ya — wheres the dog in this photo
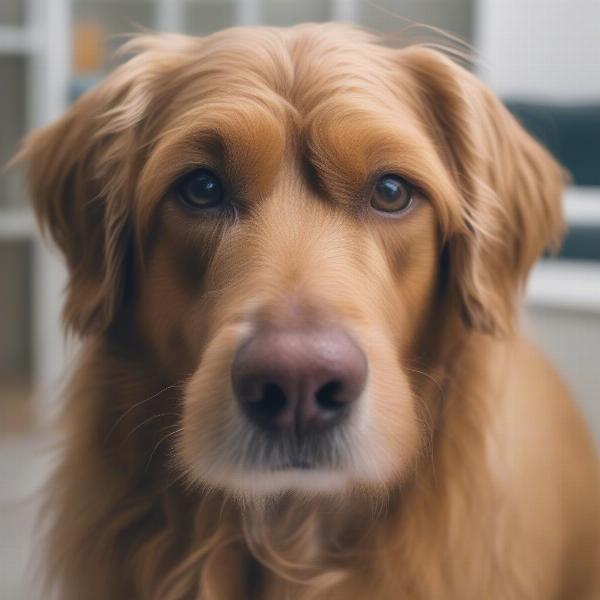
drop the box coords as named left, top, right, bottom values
left=19, top=23, right=600, bottom=599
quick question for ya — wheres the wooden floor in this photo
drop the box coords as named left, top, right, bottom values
left=0, top=381, right=56, bottom=600
left=0, top=379, right=34, bottom=435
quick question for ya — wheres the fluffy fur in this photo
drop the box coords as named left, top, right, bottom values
left=19, top=23, right=600, bottom=599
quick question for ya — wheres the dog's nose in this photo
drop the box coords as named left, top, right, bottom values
left=231, top=327, right=367, bottom=434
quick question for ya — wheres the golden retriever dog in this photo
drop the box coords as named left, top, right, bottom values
left=19, top=23, right=600, bottom=599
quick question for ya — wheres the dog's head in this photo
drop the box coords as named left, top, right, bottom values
left=20, top=24, right=564, bottom=498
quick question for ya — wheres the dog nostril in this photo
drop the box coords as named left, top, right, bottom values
left=257, top=383, right=287, bottom=417
left=315, top=380, right=345, bottom=411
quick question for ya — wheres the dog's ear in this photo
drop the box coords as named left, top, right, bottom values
left=17, top=35, right=192, bottom=335
left=399, top=47, right=566, bottom=334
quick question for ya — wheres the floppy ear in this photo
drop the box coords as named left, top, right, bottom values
left=399, top=47, right=566, bottom=334
left=17, top=35, right=192, bottom=335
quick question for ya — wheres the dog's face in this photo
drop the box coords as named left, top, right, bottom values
left=21, top=25, right=564, bottom=498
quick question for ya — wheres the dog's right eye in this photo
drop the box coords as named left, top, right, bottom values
left=175, top=169, right=224, bottom=210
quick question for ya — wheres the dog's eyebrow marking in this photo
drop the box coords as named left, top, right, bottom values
left=301, top=102, right=445, bottom=208
left=135, top=100, right=289, bottom=227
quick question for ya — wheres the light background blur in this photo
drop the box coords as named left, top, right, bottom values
left=0, top=1, right=599, bottom=598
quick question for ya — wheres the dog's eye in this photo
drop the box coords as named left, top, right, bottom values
left=370, top=174, right=413, bottom=213
left=176, top=169, right=224, bottom=209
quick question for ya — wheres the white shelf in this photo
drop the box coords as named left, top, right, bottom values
left=156, top=0, right=184, bottom=31
left=0, top=25, right=38, bottom=54
left=564, top=186, right=600, bottom=226
left=527, top=260, right=600, bottom=313
left=332, top=0, right=359, bottom=21
left=0, top=209, right=36, bottom=241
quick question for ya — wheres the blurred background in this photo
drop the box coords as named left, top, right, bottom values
left=0, top=1, right=598, bottom=597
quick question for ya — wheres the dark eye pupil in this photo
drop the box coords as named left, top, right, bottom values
left=377, top=177, right=401, bottom=199
left=189, top=176, right=217, bottom=197
left=372, top=175, right=412, bottom=213
left=178, top=169, right=223, bottom=208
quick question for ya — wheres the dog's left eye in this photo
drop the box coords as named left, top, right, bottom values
left=176, top=169, right=224, bottom=209
left=370, top=174, right=413, bottom=213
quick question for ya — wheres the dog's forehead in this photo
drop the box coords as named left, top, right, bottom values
left=173, top=24, right=405, bottom=116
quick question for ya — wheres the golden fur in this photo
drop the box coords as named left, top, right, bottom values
left=18, top=23, right=600, bottom=599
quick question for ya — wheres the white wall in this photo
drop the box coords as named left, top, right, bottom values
left=477, top=0, right=600, bottom=101
left=525, top=306, right=600, bottom=447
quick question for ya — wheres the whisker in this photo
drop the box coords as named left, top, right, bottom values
left=123, top=412, right=181, bottom=443
left=144, top=427, right=184, bottom=473
left=104, top=380, right=186, bottom=442
left=405, top=366, right=446, bottom=401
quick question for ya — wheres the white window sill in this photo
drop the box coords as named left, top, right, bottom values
left=527, top=259, right=600, bottom=313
